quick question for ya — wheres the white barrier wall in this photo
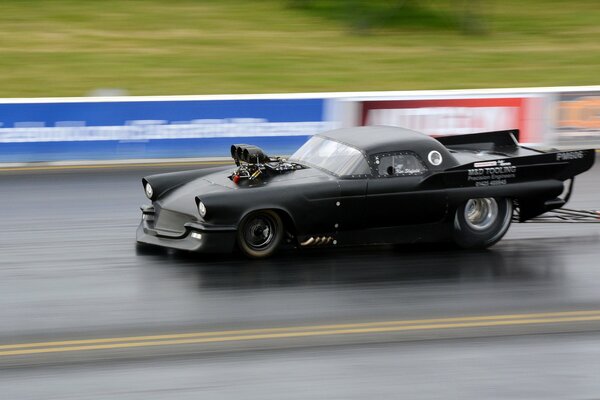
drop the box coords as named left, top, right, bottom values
left=331, top=86, right=600, bottom=148
left=0, top=86, right=598, bottom=163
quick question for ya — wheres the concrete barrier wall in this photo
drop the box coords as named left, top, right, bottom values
left=0, top=86, right=598, bottom=164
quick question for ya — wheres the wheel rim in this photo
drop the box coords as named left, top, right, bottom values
left=243, top=215, right=276, bottom=250
left=464, top=198, right=498, bottom=231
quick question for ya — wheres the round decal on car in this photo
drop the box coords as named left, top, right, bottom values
left=428, top=150, right=443, bottom=166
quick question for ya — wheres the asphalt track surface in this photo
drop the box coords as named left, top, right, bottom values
left=2, top=160, right=600, bottom=399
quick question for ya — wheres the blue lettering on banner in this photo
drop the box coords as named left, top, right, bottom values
left=0, top=98, right=332, bottom=162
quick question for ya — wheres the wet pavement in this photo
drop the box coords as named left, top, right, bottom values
left=1, top=161, right=599, bottom=398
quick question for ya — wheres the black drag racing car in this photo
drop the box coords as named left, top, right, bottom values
left=137, top=126, right=595, bottom=258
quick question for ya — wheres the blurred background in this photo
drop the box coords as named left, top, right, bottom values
left=1, top=0, right=599, bottom=96
left=1, top=1, right=600, bottom=399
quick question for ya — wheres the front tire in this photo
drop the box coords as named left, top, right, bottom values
left=237, top=210, right=283, bottom=258
left=452, top=197, right=513, bottom=249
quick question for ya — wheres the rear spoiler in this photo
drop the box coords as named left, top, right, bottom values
left=444, top=148, right=595, bottom=182
left=437, top=129, right=520, bottom=151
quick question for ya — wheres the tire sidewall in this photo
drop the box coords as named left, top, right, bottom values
left=237, top=210, right=283, bottom=258
left=452, top=197, right=513, bottom=249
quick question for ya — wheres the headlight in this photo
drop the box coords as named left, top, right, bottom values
left=198, top=201, right=207, bottom=218
left=145, top=183, right=154, bottom=199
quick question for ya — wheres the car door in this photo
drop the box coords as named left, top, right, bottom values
left=338, top=178, right=368, bottom=232
left=366, top=151, right=447, bottom=228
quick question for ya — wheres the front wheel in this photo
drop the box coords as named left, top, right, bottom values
left=237, top=210, right=283, bottom=258
left=452, top=197, right=513, bottom=249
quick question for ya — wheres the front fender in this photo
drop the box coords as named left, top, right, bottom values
left=198, top=181, right=340, bottom=236
left=143, top=165, right=232, bottom=200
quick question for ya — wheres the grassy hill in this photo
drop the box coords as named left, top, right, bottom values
left=0, top=0, right=598, bottom=97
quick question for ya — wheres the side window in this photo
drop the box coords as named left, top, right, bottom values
left=372, top=152, right=428, bottom=177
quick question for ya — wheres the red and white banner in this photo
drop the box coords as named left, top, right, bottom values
left=359, top=97, right=544, bottom=143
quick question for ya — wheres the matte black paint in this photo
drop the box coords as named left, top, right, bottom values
left=137, top=127, right=595, bottom=252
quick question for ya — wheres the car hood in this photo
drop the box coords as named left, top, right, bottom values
left=157, top=166, right=333, bottom=217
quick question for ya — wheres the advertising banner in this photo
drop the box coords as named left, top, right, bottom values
left=0, top=97, right=332, bottom=162
left=2, top=86, right=597, bottom=164
left=359, top=97, right=544, bottom=144
left=555, top=91, right=600, bottom=147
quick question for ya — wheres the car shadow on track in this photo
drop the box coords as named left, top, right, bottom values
left=135, top=240, right=565, bottom=291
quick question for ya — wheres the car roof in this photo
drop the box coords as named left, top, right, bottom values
left=318, top=126, right=444, bottom=153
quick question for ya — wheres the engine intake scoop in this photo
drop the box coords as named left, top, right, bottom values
left=230, top=144, right=270, bottom=164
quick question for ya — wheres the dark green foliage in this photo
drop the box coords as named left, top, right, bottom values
left=288, top=0, right=486, bottom=34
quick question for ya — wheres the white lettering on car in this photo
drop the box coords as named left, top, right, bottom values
left=467, top=165, right=517, bottom=185
left=557, top=151, right=584, bottom=161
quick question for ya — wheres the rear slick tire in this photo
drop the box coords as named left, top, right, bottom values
left=452, top=197, right=513, bottom=249
left=237, top=210, right=283, bottom=259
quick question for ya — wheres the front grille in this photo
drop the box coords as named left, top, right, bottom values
left=154, top=206, right=193, bottom=236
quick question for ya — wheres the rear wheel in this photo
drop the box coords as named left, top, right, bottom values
left=237, top=210, right=283, bottom=258
left=452, top=197, right=513, bottom=249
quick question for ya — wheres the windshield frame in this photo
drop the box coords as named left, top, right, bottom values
left=289, top=135, right=372, bottom=179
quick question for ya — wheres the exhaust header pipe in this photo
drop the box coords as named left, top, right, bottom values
left=300, top=236, right=336, bottom=247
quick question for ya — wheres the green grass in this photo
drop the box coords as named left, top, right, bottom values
left=0, top=0, right=598, bottom=98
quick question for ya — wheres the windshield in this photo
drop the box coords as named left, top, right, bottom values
left=289, top=136, right=370, bottom=176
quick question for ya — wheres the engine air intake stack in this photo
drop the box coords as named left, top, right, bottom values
left=231, top=144, right=271, bottom=165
